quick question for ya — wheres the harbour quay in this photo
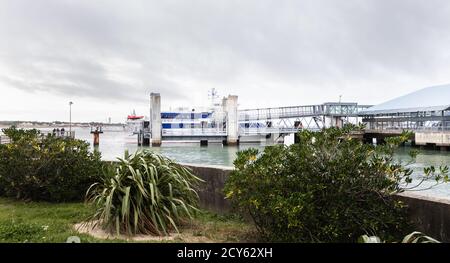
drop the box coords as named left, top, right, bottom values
left=133, top=84, right=449, bottom=150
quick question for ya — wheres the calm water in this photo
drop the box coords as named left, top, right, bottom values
left=8, top=126, right=450, bottom=199
left=393, top=147, right=450, bottom=199
left=43, top=126, right=267, bottom=166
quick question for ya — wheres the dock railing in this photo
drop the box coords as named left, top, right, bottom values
left=0, top=131, right=75, bottom=145
left=239, top=127, right=305, bottom=135
left=0, top=135, right=11, bottom=145
left=364, top=126, right=450, bottom=133
left=47, top=130, right=76, bottom=138
left=162, top=128, right=227, bottom=137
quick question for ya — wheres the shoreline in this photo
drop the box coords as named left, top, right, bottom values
left=0, top=123, right=125, bottom=130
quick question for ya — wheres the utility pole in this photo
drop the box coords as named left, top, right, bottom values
left=208, top=88, right=219, bottom=106
left=69, top=101, right=73, bottom=136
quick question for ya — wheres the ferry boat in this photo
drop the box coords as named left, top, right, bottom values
left=126, top=107, right=224, bottom=133
left=126, top=89, right=228, bottom=135
left=125, top=89, right=281, bottom=144
left=163, top=107, right=226, bottom=128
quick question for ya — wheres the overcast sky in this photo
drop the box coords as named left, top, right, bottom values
left=1, top=0, right=450, bottom=122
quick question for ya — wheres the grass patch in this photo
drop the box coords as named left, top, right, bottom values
left=0, top=198, right=97, bottom=243
left=182, top=211, right=258, bottom=243
left=0, top=198, right=256, bottom=243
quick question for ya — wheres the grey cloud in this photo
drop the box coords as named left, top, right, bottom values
left=1, top=0, right=450, bottom=108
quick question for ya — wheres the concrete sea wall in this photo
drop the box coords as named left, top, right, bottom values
left=183, top=163, right=233, bottom=213
left=184, top=163, right=450, bottom=242
left=396, top=193, right=450, bottom=242
left=415, top=131, right=450, bottom=147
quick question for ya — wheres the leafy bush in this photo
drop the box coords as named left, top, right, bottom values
left=86, top=150, right=203, bottom=236
left=224, top=125, right=448, bottom=242
left=0, top=126, right=103, bottom=202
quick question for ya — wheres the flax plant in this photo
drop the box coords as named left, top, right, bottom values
left=86, top=150, right=203, bottom=236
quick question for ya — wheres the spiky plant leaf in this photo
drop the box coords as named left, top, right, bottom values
left=86, top=150, right=203, bottom=236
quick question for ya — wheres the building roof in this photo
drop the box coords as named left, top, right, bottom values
left=360, top=84, right=450, bottom=115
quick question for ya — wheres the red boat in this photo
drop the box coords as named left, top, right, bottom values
left=127, top=110, right=144, bottom=120
left=127, top=115, right=144, bottom=120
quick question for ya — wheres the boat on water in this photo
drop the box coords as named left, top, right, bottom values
left=127, top=114, right=144, bottom=120
left=126, top=89, right=227, bottom=135
left=126, top=106, right=227, bottom=133
left=126, top=110, right=147, bottom=134
left=125, top=89, right=281, bottom=144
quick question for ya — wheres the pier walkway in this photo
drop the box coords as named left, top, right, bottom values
left=156, top=103, right=371, bottom=142
left=141, top=85, right=449, bottom=147
left=239, top=103, right=370, bottom=121
left=142, top=93, right=372, bottom=145
left=359, top=84, right=450, bottom=148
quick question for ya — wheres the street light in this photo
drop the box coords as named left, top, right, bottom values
left=69, top=101, right=74, bottom=136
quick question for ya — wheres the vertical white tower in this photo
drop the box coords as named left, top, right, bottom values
left=150, top=93, right=162, bottom=146
left=226, top=95, right=239, bottom=145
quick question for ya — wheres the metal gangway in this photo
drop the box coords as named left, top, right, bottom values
left=239, top=103, right=371, bottom=121
left=238, top=103, right=372, bottom=132
left=157, top=103, right=372, bottom=140
left=142, top=93, right=374, bottom=145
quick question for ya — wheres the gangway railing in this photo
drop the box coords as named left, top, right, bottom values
left=161, top=127, right=327, bottom=137
left=365, top=127, right=450, bottom=132
left=239, top=105, right=324, bottom=121
left=239, top=127, right=304, bottom=135
left=239, top=103, right=372, bottom=121
left=161, top=127, right=325, bottom=137
left=162, top=128, right=227, bottom=137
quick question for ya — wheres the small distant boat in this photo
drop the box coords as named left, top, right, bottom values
left=126, top=110, right=147, bottom=134
left=127, top=115, right=144, bottom=120
left=127, top=110, right=144, bottom=120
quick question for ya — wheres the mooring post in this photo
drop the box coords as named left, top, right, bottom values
left=137, top=130, right=142, bottom=146
left=150, top=92, right=162, bottom=146
left=225, top=95, right=239, bottom=146
left=90, top=126, right=103, bottom=146
left=93, top=133, right=100, bottom=146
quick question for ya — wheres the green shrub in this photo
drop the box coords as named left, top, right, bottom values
left=86, top=150, right=203, bottom=236
left=0, top=126, right=103, bottom=202
left=224, top=125, right=448, bottom=242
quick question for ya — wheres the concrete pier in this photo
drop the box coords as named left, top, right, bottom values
left=150, top=93, right=162, bottom=146
left=225, top=95, right=239, bottom=145
left=325, top=116, right=344, bottom=128
left=415, top=132, right=450, bottom=147
left=362, top=129, right=406, bottom=145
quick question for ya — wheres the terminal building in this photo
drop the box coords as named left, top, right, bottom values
left=359, top=84, right=450, bottom=148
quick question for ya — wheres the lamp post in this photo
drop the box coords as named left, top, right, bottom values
left=69, top=101, right=73, bottom=137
